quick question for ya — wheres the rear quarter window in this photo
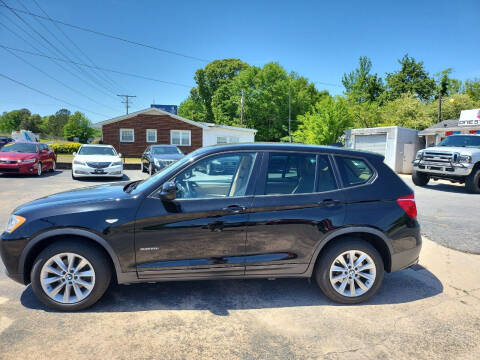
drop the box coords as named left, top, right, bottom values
left=335, top=156, right=374, bottom=187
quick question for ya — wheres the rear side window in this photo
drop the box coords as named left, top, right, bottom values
left=336, top=156, right=373, bottom=187
left=265, top=153, right=316, bottom=195
left=317, top=155, right=337, bottom=192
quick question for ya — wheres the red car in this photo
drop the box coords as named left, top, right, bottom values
left=0, top=142, right=56, bottom=176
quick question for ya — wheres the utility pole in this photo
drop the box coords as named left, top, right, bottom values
left=438, top=93, right=442, bottom=123
left=240, top=89, right=245, bottom=125
left=117, top=94, right=136, bottom=115
left=288, top=87, right=292, bottom=143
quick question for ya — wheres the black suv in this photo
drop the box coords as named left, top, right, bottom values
left=1, top=144, right=421, bottom=311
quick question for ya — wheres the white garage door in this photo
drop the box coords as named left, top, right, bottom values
left=354, top=134, right=387, bottom=156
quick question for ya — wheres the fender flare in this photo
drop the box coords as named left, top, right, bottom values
left=19, top=228, right=123, bottom=282
left=304, top=226, right=393, bottom=276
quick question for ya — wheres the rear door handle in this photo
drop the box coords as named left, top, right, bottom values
left=222, top=205, right=246, bottom=213
left=318, top=199, right=341, bottom=207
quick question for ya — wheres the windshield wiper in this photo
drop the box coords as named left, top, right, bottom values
left=123, top=180, right=142, bottom=193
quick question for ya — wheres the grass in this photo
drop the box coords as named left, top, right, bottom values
left=56, top=154, right=141, bottom=163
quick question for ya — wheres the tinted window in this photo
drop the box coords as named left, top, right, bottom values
left=336, top=157, right=373, bottom=187
left=175, top=152, right=257, bottom=199
left=78, top=146, right=116, bottom=156
left=317, top=155, right=337, bottom=192
left=0, top=143, right=38, bottom=153
left=265, top=153, right=316, bottom=195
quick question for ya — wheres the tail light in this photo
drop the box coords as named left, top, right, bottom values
left=396, top=194, right=417, bottom=219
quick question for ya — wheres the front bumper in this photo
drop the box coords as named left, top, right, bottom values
left=0, top=161, right=40, bottom=175
left=413, top=160, right=474, bottom=177
left=0, top=232, right=27, bottom=285
left=72, top=164, right=123, bottom=177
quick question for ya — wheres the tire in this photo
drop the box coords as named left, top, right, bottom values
left=314, top=239, right=384, bottom=304
left=71, top=170, right=77, bottom=180
left=50, top=160, right=56, bottom=172
left=37, top=162, right=42, bottom=176
left=30, top=240, right=112, bottom=311
left=412, top=170, right=430, bottom=186
left=465, top=166, right=480, bottom=194
left=141, top=162, right=146, bottom=173
left=148, top=163, right=154, bottom=176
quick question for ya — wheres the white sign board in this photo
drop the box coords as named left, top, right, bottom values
left=458, top=108, right=480, bottom=126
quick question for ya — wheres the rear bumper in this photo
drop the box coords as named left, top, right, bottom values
left=390, top=230, right=422, bottom=272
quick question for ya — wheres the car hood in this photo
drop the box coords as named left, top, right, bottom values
left=151, top=153, right=183, bottom=160
left=13, top=182, right=131, bottom=214
left=425, top=146, right=478, bottom=154
left=0, top=152, right=37, bottom=160
left=74, top=155, right=120, bottom=163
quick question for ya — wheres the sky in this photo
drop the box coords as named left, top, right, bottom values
left=1, top=0, right=479, bottom=124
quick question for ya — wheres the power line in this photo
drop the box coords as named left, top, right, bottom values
left=313, top=81, right=343, bottom=88
left=1, top=45, right=118, bottom=111
left=0, top=44, right=192, bottom=88
left=0, top=15, right=118, bottom=99
left=0, top=3, right=210, bottom=63
left=0, top=72, right=110, bottom=118
left=1, top=0, right=118, bottom=97
left=30, top=0, right=118, bottom=88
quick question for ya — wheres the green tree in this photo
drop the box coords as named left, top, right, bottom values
left=342, top=56, right=384, bottom=103
left=19, top=113, right=42, bottom=133
left=293, top=96, right=353, bottom=145
left=428, top=93, right=480, bottom=122
left=0, top=108, right=31, bottom=132
left=177, top=88, right=207, bottom=122
left=435, top=68, right=462, bottom=98
left=384, top=54, right=436, bottom=101
left=464, top=78, right=480, bottom=101
left=350, top=101, right=383, bottom=128
left=47, top=108, right=71, bottom=136
left=63, top=111, right=94, bottom=143
left=379, top=93, right=433, bottom=130
left=179, top=59, right=250, bottom=123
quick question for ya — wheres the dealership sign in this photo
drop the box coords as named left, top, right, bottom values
left=458, top=108, right=480, bottom=126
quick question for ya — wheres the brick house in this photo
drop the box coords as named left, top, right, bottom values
left=95, top=107, right=257, bottom=157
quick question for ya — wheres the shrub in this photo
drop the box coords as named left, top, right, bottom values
left=50, top=142, right=82, bottom=154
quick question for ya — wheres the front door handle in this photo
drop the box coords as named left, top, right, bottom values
left=222, top=205, right=246, bottom=213
left=318, top=199, right=341, bottom=207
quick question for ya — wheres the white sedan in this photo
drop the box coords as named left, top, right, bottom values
left=71, top=144, right=123, bottom=179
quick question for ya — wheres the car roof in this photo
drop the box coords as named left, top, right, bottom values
left=9, top=141, right=40, bottom=145
left=150, top=144, right=178, bottom=147
left=80, top=144, right=113, bottom=147
left=195, top=143, right=384, bottom=159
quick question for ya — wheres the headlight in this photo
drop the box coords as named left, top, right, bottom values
left=111, top=160, right=122, bottom=166
left=18, top=158, right=36, bottom=163
left=415, top=151, right=423, bottom=160
left=5, top=215, right=26, bottom=234
left=73, top=159, right=85, bottom=166
left=458, top=155, right=472, bottom=163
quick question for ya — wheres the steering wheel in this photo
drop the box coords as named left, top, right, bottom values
left=176, top=180, right=197, bottom=198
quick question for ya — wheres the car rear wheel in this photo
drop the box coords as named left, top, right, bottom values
left=412, top=170, right=430, bottom=186
left=31, top=241, right=111, bottom=311
left=315, top=239, right=384, bottom=304
left=50, top=160, right=56, bottom=172
left=465, top=167, right=480, bottom=194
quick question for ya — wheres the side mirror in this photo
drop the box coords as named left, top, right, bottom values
left=160, top=181, right=177, bottom=201
left=73, top=152, right=77, bottom=156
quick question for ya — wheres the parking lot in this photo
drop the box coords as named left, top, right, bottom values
left=1, top=170, right=479, bottom=359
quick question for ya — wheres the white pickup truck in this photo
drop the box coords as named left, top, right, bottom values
left=412, top=134, right=480, bottom=193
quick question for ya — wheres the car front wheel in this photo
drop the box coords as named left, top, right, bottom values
left=30, top=241, right=112, bottom=311
left=465, top=167, right=480, bottom=194
left=315, top=239, right=384, bottom=304
left=412, top=170, right=429, bottom=186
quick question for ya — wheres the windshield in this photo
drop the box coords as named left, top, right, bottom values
left=78, top=146, right=116, bottom=156
left=0, top=143, right=37, bottom=153
left=128, top=152, right=197, bottom=194
left=438, top=135, right=480, bottom=148
left=151, top=146, right=181, bottom=155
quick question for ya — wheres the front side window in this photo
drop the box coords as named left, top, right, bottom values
left=265, top=153, right=317, bottom=195
left=120, top=128, right=134, bottom=142
left=171, top=130, right=191, bottom=146
left=146, top=129, right=157, bottom=143
left=336, top=156, right=373, bottom=187
left=175, top=152, right=257, bottom=199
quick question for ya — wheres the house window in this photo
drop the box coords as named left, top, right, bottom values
left=171, top=130, right=191, bottom=146
left=146, top=129, right=157, bottom=143
left=229, top=136, right=240, bottom=143
left=217, top=136, right=228, bottom=144
left=120, top=128, right=134, bottom=142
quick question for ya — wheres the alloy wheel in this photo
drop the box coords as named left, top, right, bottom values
left=329, top=250, right=376, bottom=297
left=149, top=163, right=153, bottom=176
left=37, top=163, right=42, bottom=176
left=40, top=253, right=96, bottom=304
